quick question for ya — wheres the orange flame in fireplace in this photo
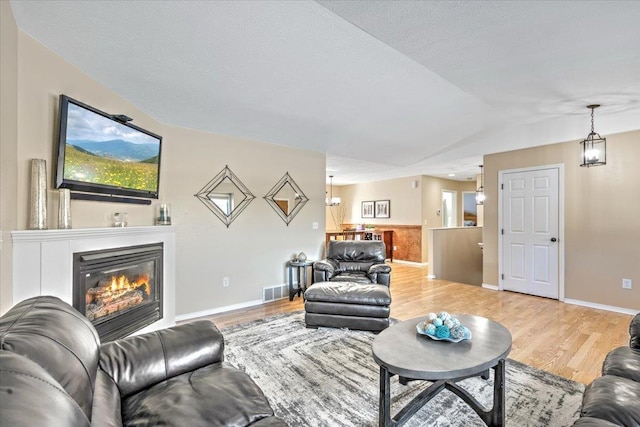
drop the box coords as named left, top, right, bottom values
left=85, top=273, right=151, bottom=321
left=109, top=273, right=151, bottom=296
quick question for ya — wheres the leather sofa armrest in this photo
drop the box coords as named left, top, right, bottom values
left=99, top=320, right=223, bottom=398
left=368, top=264, right=391, bottom=286
left=313, top=260, right=336, bottom=281
left=602, top=346, right=640, bottom=382
left=369, top=264, right=391, bottom=274
left=630, top=313, right=640, bottom=349
left=0, top=351, right=91, bottom=427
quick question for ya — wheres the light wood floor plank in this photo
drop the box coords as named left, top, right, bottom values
left=189, top=263, right=633, bottom=385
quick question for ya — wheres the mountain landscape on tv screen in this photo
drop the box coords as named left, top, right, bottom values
left=69, top=139, right=159, bottom=163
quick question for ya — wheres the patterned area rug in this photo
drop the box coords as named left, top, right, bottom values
left=222, top=312, right=583, bottom=427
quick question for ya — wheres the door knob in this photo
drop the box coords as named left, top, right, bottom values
left=550, top=237, right=557, bottom=242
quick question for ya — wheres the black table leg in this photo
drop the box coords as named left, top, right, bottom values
left=489, top=359, right=506, bottom=427
left=379, top=366, right=392, bottom=427
left=288, top=265, right=295, bottom=301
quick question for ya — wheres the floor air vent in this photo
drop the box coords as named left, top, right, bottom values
left=263, top=284, right=288, bottom=302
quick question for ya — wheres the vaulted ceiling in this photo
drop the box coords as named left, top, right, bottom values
left=10, top=1, right=640, bottom=184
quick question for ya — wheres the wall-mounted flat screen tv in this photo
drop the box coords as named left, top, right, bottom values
left=55, top=95, right=162, bottom=201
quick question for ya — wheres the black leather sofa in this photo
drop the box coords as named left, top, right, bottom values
left=572, top=312, right=640, bottom=426
left=0, top=296, right=286, bottom=427
left=313, top=240, right=391, bottom=285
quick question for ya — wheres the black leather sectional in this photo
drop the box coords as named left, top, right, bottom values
left=0, top=296, right=286, bottom=427
left=573, top=312, right=640, bottom=426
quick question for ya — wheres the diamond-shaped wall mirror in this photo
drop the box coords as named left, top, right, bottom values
left=195, top=166, right=255, bottom=228
left=264, top=172, right=308, bottom=226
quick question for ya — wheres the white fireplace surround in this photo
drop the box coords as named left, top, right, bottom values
left=11, top=226, right=176, bottom=335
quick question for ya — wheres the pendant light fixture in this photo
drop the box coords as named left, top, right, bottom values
left=476, top=165, right=485, bottom=205
left=326, top=175, right=341, bottom=206
left=580, top=104, right=606, bottom=167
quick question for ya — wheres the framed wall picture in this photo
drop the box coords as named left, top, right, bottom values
left=375, top=200, right=390, bottom=218
left=361, top=201, right=375, bottom=218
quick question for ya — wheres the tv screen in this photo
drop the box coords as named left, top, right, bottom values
left=55, top=95, right=162, bottom=201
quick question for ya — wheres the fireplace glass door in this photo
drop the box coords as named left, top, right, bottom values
left=74, top=243, right=163, bottom=342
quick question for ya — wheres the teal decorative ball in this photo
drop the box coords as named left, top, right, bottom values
left=435, top=325, right=451, bottom=339
left=432, top=318, right=443, bottom=327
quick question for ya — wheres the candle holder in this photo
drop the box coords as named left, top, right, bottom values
left=156, top=203, right=172, bottom=225
left=113, top=212, right=128, bottom=227
left=58, top=189, right=72, bottom=229
left=29, top=159, right=48, bottom=230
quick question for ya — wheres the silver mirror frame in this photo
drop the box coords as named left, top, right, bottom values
left=195, top=165, right=255, bottom=228
left=264, top=172, right=308, bottom=226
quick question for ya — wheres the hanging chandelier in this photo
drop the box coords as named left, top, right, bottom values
left=580, top=104, right=606, bottom=167
left=326, top=175, right=341, bottom=206
left=476, top=165, right=485, bottom=205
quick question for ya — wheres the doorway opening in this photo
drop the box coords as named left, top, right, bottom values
left=462, top=191, right=478, bottom=226
left=442, top=190, right=457, bottom=227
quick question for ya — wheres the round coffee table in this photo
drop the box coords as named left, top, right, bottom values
left=372, top=314, right=512, bottom=427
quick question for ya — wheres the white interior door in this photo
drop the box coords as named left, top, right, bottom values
left=502, top=167, right=560, bottom=299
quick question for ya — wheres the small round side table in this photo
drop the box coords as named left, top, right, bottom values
left=288, top=260, right=314, bottom=301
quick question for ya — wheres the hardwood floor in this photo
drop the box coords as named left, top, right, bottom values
left=194, top=263, right=634, bottom=385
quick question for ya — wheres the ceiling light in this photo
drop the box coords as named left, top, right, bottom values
left=326, top=175, right=340, bottom=206
left=448, top=173, right=456, bottom=177
left=580, top=104, right=606, bottom=167
left=476, top=165, right=485, bottom=205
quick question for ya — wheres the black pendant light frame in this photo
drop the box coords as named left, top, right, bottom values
left=580, top=104, right=607, bottom=167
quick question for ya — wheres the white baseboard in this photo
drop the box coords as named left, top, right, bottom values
left=175, top=299, right=264, bottom=322
left=427, top=274, right=436, bottom=279
left=482, top=283, right=499, bottom=291
left=563, top=298, right=639, bottom=316
left=392, top=259, right=428, bottom=267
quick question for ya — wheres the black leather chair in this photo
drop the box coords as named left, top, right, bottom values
left=572, top=312, right=640, bottom=426
left=306, top=241, right=392, bottom=332
left=313, top=240, right=391, bottom=285
left=0, top=296, right=286, bottom=427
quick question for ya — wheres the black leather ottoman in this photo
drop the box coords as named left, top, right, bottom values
left=304, top=281, right=391, bottom=332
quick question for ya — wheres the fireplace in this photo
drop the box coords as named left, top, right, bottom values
left=73, top=243, right=163, bottom=342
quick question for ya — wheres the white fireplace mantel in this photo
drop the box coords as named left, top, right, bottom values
left=11, top=226, right=176, bottom=334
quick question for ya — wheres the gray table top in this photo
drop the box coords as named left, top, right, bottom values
left=289, top=260, right=314, bottom=266
left=372, top=314, right=512, bottom=380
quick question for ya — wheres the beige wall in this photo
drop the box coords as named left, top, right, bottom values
left=428, top=227, right=483, bottom=285
left=1, top=29, right=326, bottom=316
left=0, top=2, right=19, bottom=313
left=164, top=125, right=325, bottom=314
left=421, top=176, right=476, bottom=263
left=483, top=130, right=640, bottom=310
left=325, top=175, right=475, bottom=264
left=16, top=32, right=162, bottom=230
left=338, top=176, right=423, bottom=226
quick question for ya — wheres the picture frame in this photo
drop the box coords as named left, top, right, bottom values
left=375, top=200, right=390, bottom=218
left=361, top=201, right=375, bottom=218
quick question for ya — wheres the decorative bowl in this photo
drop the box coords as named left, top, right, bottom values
left=416, top=323, right=471, bottom=343
left=415, top=311, right=472, bottom=343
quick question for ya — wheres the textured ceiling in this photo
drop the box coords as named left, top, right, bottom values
left=10, top=1, right=640, bottom=184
